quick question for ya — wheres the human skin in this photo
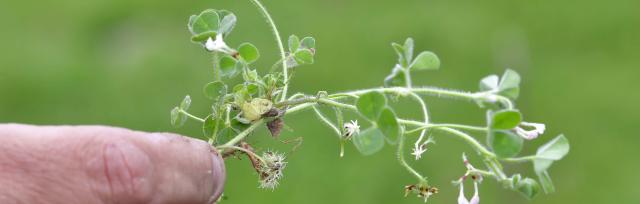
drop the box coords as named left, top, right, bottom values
left=0, top=124, right=225, bottom=204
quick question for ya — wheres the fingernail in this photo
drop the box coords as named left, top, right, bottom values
left=208, top=149, right=226, bottom=203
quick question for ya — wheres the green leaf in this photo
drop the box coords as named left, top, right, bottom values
left=202, top=115, right=219, bottom=139
left=489, top=130, right=524, bottom=158
left=536, top=134, right=570, bottom=160
left=216, top=127, right=237, bottom=144
left=170, top=107, right=187, bottom=127
left=352, top=128, right=385, bottom=155
left=238, top=43, right=260, bottom=63
left=516, top=177, right=541, bottom=200
left=219, top=56, right=238, bottom=77
left=409, top=51, right=440, bottom=71
left=301, top=37, right=315, bottom=49
left=534, top=135, right=569, bottom=173
left=356, top=91, right=387, bottom=121
left=377, top=107, right=401, bottom=143
left=294, top=49, right=314, bottom=64
left=479, top=75, right=499, bottom=91
left=246, top=83, right=259, bottom=96
left=180, top=95, right=191, bottom=110
left=498, top=69, right=521, bottom=99
left=537, top=170, right=556, bottom=193
left=288, top=35, right=300, bottom=52
left=391, top=43, right=407, bottom=67
left=383, top=65, right=406, bottom=87
left=189, top=10, right=220, bottom=42
left=218, top=12, right=236, bottom=36
left=403, top=38, right=414, bottom=63
left=203, top=81, right=227, bottom=100
left=491, top=109, right=522, bottom=130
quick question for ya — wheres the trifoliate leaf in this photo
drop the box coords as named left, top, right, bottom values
left=353, top=128, right=385, bottom=155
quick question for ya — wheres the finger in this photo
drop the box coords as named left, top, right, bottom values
left=0, top=124, right=225, bottom=204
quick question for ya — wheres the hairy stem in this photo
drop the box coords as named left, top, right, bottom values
left=247, top=0, right=288, bottom=102
left=398, top=132, right=427, bottom=183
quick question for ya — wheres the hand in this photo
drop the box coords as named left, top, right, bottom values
left=0, top=124, right=225, bottom=204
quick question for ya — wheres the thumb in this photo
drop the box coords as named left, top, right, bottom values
left=0, top=124, right=225, bottom=204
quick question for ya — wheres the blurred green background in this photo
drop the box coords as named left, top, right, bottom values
left=1, top=0, right=639, bottom=203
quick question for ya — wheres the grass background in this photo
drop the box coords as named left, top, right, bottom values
left=1, top=0, right=639, bottom=203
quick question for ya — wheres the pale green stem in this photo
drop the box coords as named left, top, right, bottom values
left=247, top=0, right=288, bottom=102
left=408, top=92, right=429, bottom=146
left=501, top=155, right=536, bottom=163
left=178, top=109, right=205, bottom=123
left=406, top=124, right=488, bottom=134
left=212, top=52, right=221, bottom=81
left=398, top=132, right=427, bottom=183
left=312, top=105, right=341, bottom=136
left=221, top=119, right=265, bottom=147
left=330, top=87, right=478, bottom=102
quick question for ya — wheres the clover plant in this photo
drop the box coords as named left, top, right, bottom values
left=170, top=1, right=570, bottom=203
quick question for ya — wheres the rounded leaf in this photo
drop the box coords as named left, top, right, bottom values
left=189, top=10, right=220, bottom=42
left=377, top=107, right=401, bottom=143
left=352, top=128, right=385, bottom=155
left=491, top=109, right=522, bottom=130
left=498, top=69, right=521, bottom=99
left=294, top=49, right=314, bottom=64
left=301, top=37, right=315, bottom=49
left=238, top=43, right=260, bottom=63
left=204, top=81, right=227, bottom=100
left=534, top=135, right=569, bottom=173
left=219, top=56, right=238, bottom=77
left=409, top=51, right=440, bottom=71
left=516, top=178, right=540, bottom=200
left=356, top=91, right=387, bottom=121
left=218, top=13, right=237, bottom=36
left=202, top=115, right=218, bottom=139
left=490, top=130, right=524, bottom=158
left=288, top=35, right=300, bottom=52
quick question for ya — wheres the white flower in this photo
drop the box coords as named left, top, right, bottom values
left=342, top=120, right=360, bottom=139
left=412, top=136, right=435, bottom=160
left=514, top=122, right=546, bottom=140
left=204, top=34, right=229, bottom=52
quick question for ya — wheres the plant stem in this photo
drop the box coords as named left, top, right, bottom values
left=312, top=105, right=341, bottom=136
left=247, top=0, right=288, bottom=102
left=330, top=87, right=478, bottom=102
left=217, top=145, right=267, bottom=165
left=397, top=131, right=427, bottom=183
left=501, top=155, right=536, bottom=163
left=221, top=119, right=265, bottom=147
left=178, top=109, right=205, bottom=123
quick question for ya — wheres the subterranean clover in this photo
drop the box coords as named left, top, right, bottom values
left=170, top=1, right=570, bottom=203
